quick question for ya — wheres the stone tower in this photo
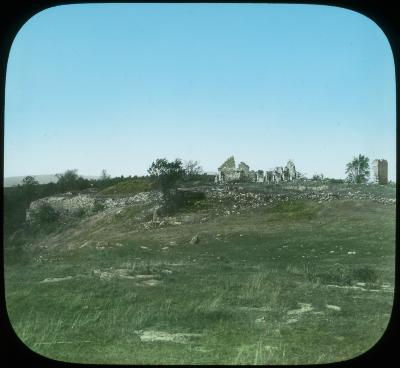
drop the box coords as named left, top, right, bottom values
left=372, top=159, right=388, bottom=185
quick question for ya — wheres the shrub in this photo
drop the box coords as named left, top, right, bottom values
left=351, top=266, right=379, bottom=283
left=161, top=189, right=206, bottom=215
left=302, top=261, right=319, bottom=283
left=37, top=203, right=60, bottom=224
left=326, top=178, right=345, bottom=184
left=317, top=264, right=379, bottom=286
left=93, top=200, right=105, bottom=213
left=148, top=158, right=185, bottom=198
left=75, top=207, right=87, bottom=218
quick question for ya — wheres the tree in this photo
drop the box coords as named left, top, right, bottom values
left=21, top=176, right=40, bottom=203
left=148, top=158, right=184, bottom=198
left=345, top=155, right=370, bottom=184
left=184, top=160, right=203, bottom=177
left=22, top=176, right=39, bottom=186
left=56, top=169, right=79, bottom=184
left=100, top=169, right=110, bottom=181
left=56, top=169, right=89, bottom=191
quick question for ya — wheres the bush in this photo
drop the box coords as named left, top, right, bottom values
left=351, top=266, right=379, bottom=283
left=148, top=158, right=185, bottom=197
left=37, top=203, right=60, bottom=224
left=161, top=189, right=206, bottom=215
left=325, top=178, right=345, bottom=184
left=302, top=261, right=319, bottom=283
left=75, top=207, right=87, bottom=218
left=93, top=200, right=105, bottom=213
left=317, top=264, right=379, bottom=286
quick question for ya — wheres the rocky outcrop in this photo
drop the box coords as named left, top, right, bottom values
left=26, top=193, right=95, bottom=222
left=26, top=191, right=162, bottom=223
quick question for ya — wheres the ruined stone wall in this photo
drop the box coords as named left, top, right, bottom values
left=248, top=170, right=257, bottom=182
left=372, top=159, right=388, bottom=185
left=215, top=156, right=300, bottom=184
left=286, top=160, right=297, bottom=181
left=272, top=167, right=284, bottom=182
left=223, top=170, right=241, bottom=182
left=256, top=170, right=264, bottom=182
left=265, top=171, right=273, bottom=182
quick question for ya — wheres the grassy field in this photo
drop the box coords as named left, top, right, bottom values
left=4, top=193, right=395, bottom=364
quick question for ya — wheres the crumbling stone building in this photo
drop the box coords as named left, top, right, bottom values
left=372, top=159, right=388, bottom=185
left=215, top=156, right=300, bottom=183
left=215, top=156, right=241, bottom=182
left=256, top=170, right=264, bottom=183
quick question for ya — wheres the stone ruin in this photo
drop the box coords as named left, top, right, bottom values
left=372, top=159, right=388, bottom=185
left=26, top=191, right=162, bottom=223
left=215, top=156, right=300, bottom=184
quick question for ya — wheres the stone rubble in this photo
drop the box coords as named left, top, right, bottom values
left=26, top=191, right=162, bottom=223
left=207, top=185, right=395, bottom=214
left=189, top=235, right=200, bottom=245
left=25, top=178, right=395, bottom=227
left=215, top=156, right=301, bottom=183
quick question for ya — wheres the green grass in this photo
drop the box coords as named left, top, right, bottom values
left=4, top=196, right=395, bottom=364
left=98, top=178, right=154, bottom=196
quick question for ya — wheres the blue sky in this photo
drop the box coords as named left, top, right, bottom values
left=4, top=3, right=396, bottom=180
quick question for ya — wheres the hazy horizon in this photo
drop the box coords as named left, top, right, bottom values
left=4, top=4, right=396, bottom=180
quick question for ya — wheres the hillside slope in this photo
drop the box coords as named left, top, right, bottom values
left=4, top=181, right=396, bottom=364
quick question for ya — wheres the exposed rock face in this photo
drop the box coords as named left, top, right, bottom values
left=26, top=194, right=96, bottom=222
left=26, top=191, right=162, bottom=223
left=372, top=159, right=388, bottom=185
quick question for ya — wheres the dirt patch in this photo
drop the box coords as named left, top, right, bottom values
left=135, top=330, right=202, bottom=344
left=135, top=274, right=156, bottom=279
left=286, top=303, right=315, bottom=323
left=91, top=268, right=162, bottom=286
left=287, top=303, right=314, bottom=315
left=238, top=306, right=271, bottom=312
left=326, top=284, right=393, bottom=292
left=255, top=316, right=266, bottom=323
left=140, top=279, right=161, bottom=287
left=40, top=276, right=75, bottom=283
left=326, top=304, right=341, bottom=311
left=79, top=240, right=94, bottom=248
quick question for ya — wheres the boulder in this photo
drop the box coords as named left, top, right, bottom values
left=189, top=235, right=199, bottom=245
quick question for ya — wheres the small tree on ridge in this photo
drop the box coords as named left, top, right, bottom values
left=147, top=158, right=184, bottom=199
left=345, top=155, right=370, bottom=184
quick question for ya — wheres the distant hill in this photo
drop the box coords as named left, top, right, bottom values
left=3, top=174, right=100, bottom=187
